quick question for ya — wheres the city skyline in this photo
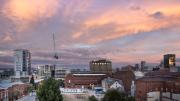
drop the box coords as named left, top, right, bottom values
left=0, top=0, right=180, bottom=68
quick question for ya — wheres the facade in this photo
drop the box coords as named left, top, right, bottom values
left=135, top=64, right=139, bottom=70
left=0, top=68, right=14, bottom=80
left=136, top=71, right=180, bottom=101
left=65, top=70, right=135, bottom=94
left=101, top=77, right=124, bottom=92
left=112, top=70, right=135, bottom=94
left=65, top=73, right=107, bottom=88
left=141, top=61, right=146, bottom=71
left=11, top=76, right=30, bottom=83
left=89, top=59, right=112, bottom=73
left=0, top=81, right=30, bottom=101
left=164, top=54, right=176, bottom=68
left=14, top=49, right=31, bottom=76
left=55, top=68, right=70, bottom=79
left=37, top=64, right=55, bottom=77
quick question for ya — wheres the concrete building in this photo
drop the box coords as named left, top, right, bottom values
left=0, top=68, right=14, bottom=80
left=89, top=59, right=112, bottom=73
left=164, top=54, right=176, bottom=68
left=55, top=68, right=70, bottom=79
left=14, top=49, right=31, bottom=77
left=37, top=64, right=55, bottom=78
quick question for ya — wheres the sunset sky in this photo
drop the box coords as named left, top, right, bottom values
left=0, top=0, right=180, bottom=68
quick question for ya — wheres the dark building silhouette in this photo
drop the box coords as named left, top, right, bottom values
left=89, top=59, right=112, bottom=73
left=164, top=54, right=176, bottom=68
left=141, top=61, right=146, bottom=71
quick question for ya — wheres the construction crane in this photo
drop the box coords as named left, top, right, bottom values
left=51, top=33, right=58, bottom=78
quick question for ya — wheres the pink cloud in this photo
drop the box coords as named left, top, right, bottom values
left=72, top=1, right=180, bottom=44
left=2, top=0, right=60, bottom=31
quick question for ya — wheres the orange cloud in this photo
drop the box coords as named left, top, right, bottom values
left=2, top=0, right=60, bottom=31
left=0, top=33, right=14, bottom=44
left=72, top=2, right=180, bottom=44
left=72, top=32, right=84, bottom=39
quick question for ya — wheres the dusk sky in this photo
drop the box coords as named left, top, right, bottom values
left=0, top=0, right=180, bottom=68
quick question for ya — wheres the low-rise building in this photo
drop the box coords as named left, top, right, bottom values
left=0, top=80, right=30, bottom=101
left=0, top=68, right=14, bottom=80
left=136, top=71, right=180, bottom=101
left=65, top=70, right=135, bottom=94
left=55, top=68, right=70, bottom=79
left=65, top=73, right=107, bottom=88
left=37, top=64, right=55, bottom=77
left=101, top=77, right=124, bottom=92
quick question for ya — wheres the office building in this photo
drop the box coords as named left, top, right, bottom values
left=37, top=64, right=55, bottom=77
left=141, top=61, right=146, bottom=71
left=14, top=49, right=31, bottom=77
left=0, top=68, right=14, bottom=80
left=135, top=64, right=139, bottom=70
left=164, top=54, right=176, bottom=68
left=55, top=68, right=70, bottom=79
left=89, top=59, right=112, bottom=73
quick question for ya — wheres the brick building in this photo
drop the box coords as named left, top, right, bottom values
left=65, top=73, right=107, bottom=88
left=64, top=70, right=135, bottom=94
left=136, top=71, right=180, bottom=101
left=0, top=81, right=30, bottom=101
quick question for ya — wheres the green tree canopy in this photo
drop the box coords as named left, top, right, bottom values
left=102, top=89, right=135, bottom=101
left=36, top=78, right=63, bottom=101
left=30, top=75, right=35, bottom=85
left=89, top=95, right=98, bottom=101
left=102, top=89, right=126, bottom=101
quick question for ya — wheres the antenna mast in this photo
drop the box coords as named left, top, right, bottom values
left=53, top=33, right=58, bottom=59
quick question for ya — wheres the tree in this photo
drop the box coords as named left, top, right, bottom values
left=58, top=79, right=65, bottom=87
left=36, top=77, right=63, bottom=101
left=30, top=75, right=35, bottom=86
left=102, top=89, right=126, bottom=101
left=102, top=89, right=135, bottom=101
left=89, top=95, right=98, bottom=101
left=125, top=96, right=135, bottom=101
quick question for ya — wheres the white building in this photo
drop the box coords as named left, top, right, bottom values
left=60, top=88, right=87, bottom=94
left=134, top=71, right=144, bottom=79
left=131, top=80, right=135, bottom=96
left=102, top=77, right=124, bottom=92
left=14, top=49, right=31, bottom=77
left=37, top=64, right=55, bottom=77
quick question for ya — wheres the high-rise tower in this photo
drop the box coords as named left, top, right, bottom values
left=164, top=54, right=176, bottom=68
left=14, top=49, right=31, bottom=76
